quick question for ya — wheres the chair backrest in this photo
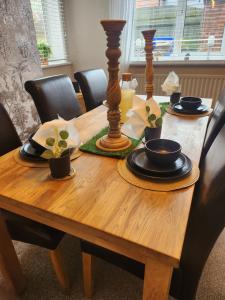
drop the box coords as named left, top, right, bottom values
left=202, top=89, right=225, bottom=158
left=171, top=122, right=225, bottom=299
left=25, top=75, right=82, bottom=123
left=0, top=103, right=21, bottom=156
left=74, top=68, right=107, bottom=111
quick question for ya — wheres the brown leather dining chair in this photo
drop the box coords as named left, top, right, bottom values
left=0, top=103, right=69, bottom=291
left=201, top=88, right=225, bottom=158
left=74, top=68, right=107, bottom=111
left=25, top=75, right=82, bottom=123
left=80, top=122, right=225, bottom=299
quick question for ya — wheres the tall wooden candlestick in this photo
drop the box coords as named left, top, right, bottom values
left=142, top=30, right=156, bottom=99
left=96, top=20, right=131, bottom=151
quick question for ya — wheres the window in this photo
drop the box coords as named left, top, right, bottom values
left=132, top=0, right=225, bottom=62
left=30, top=0, right=68, bottom=65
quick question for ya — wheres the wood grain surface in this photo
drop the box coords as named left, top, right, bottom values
left=0, top=96, right=211, bottom=264
left=142, top=30, right=156, bottom=99
left=0, top=96, right=212, bottom=299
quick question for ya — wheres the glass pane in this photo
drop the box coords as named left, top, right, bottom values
left=182, top=1, right=204, bottom=53
left=133, top=0, right=225, bottom=61
left=134, top=0, right=178, bottom=59
left=30, top=0, right=68, bottom=64
left=182, top=0, right=225, bottom=58
left=30, top=0, right=47, bottom=42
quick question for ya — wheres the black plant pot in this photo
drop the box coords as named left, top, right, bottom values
left=144, top=127, right=162, bottom=142
left=170, top=92, right=181, bottom=105
left=49, top=153, right=71, bottom=179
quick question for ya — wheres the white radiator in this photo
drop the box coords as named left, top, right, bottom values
left=135, top=73, right=225, bottom=106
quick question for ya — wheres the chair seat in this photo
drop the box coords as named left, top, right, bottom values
left=2, top=209, right=64, bottom=250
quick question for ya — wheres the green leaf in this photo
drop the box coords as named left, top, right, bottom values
left=59, top=130, right=69, bottom=140
left=159, top=102, right=169, bottom=117
left=155, top=117, right=163, bottom=127
left=146, top=105, right=150, bottom=112
left=58, top=140, right=67, bottom=148
left=148, top=114, right=157, bottom=121
left=46, top=137, right=55, bottom=146
left=160, top=107, right=165, bottom=116
left=41, top=149, right=54, bottom=159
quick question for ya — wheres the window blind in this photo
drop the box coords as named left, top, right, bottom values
left=30, top=0, right=68, bottom=64
left=133, top=0, right=225, bottom=61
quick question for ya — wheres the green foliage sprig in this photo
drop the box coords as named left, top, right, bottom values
left=41, top=128, right=70, bottom=159
left=146, top=104, right=163, bottom=128
left=37, top=41, right=52, bottom=59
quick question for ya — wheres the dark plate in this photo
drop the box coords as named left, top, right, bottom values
left=126, top=153, right=192, bottom=182
left=20, top=142, right=46, bottom=162
left=128, top=148, right=185, bottom=176
left=173, top=103, right=208, bottom=114
left=172, top=103, right=208, bottom=114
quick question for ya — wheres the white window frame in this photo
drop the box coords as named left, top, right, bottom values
left=30, top=0, right=69, bottom=66
left=130, top=0, right=225, bottom=64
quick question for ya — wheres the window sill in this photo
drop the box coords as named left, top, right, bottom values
left=130, top=60, right=225, bottom=67
left=41, top=62, right=72, bottom=69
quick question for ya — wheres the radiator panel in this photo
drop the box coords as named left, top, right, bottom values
left=135, top=74, right=225, bottom=106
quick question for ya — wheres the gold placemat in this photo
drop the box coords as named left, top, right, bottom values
left=167, top=106, right=213, bottom=118
left=117, top=159, right=200, bottom=192
left=13, top=148, right=82, bottom=168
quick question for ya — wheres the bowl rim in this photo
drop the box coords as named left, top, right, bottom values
left=145, top=138, right=182, bottom=155
left=180, top=96, right=202, bottom=103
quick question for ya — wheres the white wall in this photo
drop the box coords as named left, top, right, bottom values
left=64, top=0, right=109, bottom=74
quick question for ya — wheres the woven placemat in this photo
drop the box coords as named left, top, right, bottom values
left=13, top=148, right=82, bottom=168
left=117, top=159, right=200, bottom=191
left=79, top=127, right=140, bottom=158
left=167, top=106, right=213, bottom=118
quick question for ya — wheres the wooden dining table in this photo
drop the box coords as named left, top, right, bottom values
left=0, top=96, right=212, bottom=299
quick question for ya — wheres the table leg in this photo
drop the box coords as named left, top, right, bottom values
left=0, top=214, right=26, bottom=295
left=143, top=258, right=173, bottom=300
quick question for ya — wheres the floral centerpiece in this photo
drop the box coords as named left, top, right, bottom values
left=32, top=118, right=80, bottom=179
left=144, top=97, right=163, bottom=141
left=121, top=95, right=167, bottom=141
left=42, top=129, right=70, bottom=159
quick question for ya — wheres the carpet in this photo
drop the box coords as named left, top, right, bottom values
left=0, top=230, right=225, bottom=300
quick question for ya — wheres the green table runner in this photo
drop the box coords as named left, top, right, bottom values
left=79, top=102, right=169, bottom=159
left=80, top=127, right=141, bottom=158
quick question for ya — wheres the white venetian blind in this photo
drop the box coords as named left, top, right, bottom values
left=133, top=0, right=225, bottom=61
left=30, top=0, right=68, bottom=64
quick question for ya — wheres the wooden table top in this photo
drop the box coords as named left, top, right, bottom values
left=0, top=96, right=212, bottom=267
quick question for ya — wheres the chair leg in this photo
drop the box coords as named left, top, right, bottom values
left=49, top=247, right=70, bottom=292
left=82, top=252, right=93, bottom=298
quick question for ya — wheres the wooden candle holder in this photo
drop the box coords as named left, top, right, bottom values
left=141, top=30, right=156, bottom=99
left=96, top=20, right=132, bottom=152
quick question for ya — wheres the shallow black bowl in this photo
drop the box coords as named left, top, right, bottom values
left=28, top=132, right=46, bottom=154
left=180, top=97, right=202, bottom=110
left=145, top=139, right=181, bottom=166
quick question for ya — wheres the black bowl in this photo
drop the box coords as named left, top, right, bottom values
left=145, top=139, right=182, bottom=166
left=180, top=97, right=202, bottom=110
left=28, top=132, right=46, bottom=154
